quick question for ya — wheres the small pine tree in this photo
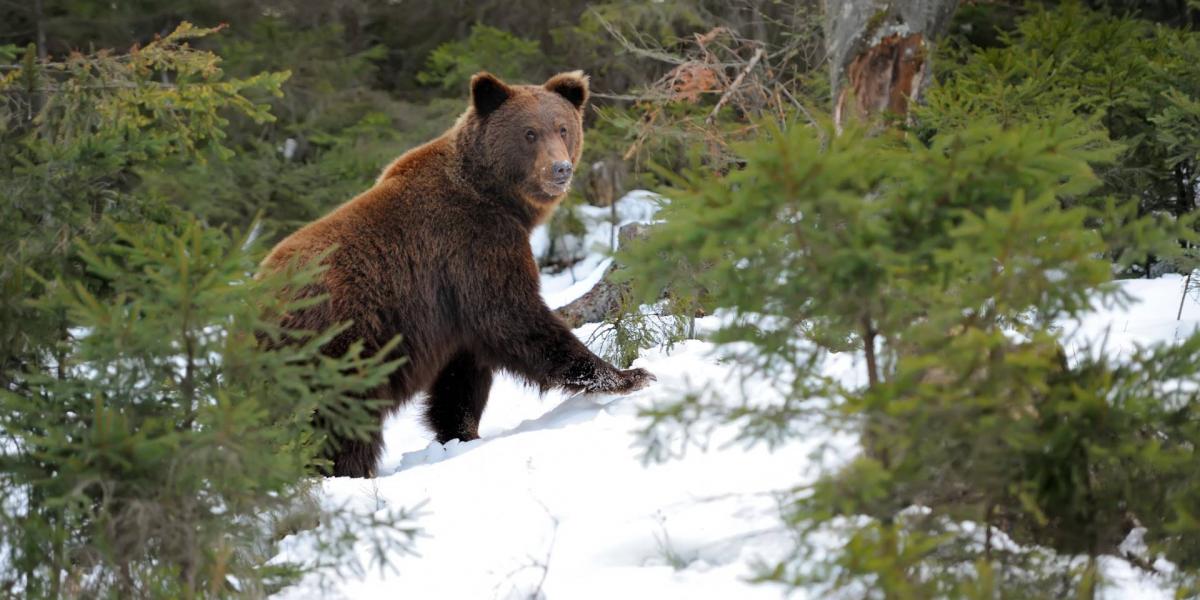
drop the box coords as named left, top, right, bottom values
left=0, top=24, right=419, bottom=598
left=622, top=110, right=1200, bottom=596
left=1, top=220, right=418, bottom=597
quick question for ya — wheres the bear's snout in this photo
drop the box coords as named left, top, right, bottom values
left=550, top=160, right=573, bottom=184
left=539, top=159, right=574, bottom=197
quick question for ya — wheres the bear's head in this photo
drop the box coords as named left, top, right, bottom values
left=458, top=70, right=589, bottom=224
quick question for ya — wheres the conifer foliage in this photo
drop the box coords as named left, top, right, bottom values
left=624, top=4, right=1200, bottom=596
left=0, top=24, right=416, bottom=598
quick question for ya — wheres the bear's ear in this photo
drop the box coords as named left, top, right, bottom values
left=544, top=70, right=589, bottom=111
left=471, top=72, right=512, bottom=117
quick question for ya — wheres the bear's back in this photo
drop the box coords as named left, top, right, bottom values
left=259, top=134, right=528, bottom=368
left=264, top=136, right=469, bottom=274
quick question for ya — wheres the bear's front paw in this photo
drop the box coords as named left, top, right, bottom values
left=606, top=367, right=655, bottom=394
left=574, top=365, right=656, bottom=394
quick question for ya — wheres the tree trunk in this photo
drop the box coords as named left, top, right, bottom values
left=33, top=0, right=47, bottom=61
left=561, top=2, right=963, bottom=328
left=825, top=0, right=959, bottom=129
left=554, top=223, right=651, bottom=328
left=827, top=0, right=959, bottom=486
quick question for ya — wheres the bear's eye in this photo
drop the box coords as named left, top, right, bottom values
left=559, top=126, right=568, bottom=138
left=525, top=129, right=537, bottom=143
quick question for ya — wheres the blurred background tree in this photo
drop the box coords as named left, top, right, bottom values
left=0, top=0, right=838, bottom=251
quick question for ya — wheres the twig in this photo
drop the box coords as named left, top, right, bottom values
left=589, top=90, right=674, bottom=102
left=1, top=81, right=178, bottom=92
left=779, top=84, right=819, bottom=130
left=1123, top=551, right=1161, bottom=576
left=1178, top=271, right=1192, bottom=321
left=529, top=525, right=557, bottom=600
left=492, top=498, right=560, bottom=600
left=705, top=46, right=764, bottom=125
left=591, top=9, right=686, bottom=66
left=622, top=107, right=660, bottom=162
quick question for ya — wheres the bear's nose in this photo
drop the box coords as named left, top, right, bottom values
left=551, top=161, right=573, bottom=183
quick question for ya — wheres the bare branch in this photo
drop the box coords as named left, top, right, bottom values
left=706, top=46, right=764, bottom=125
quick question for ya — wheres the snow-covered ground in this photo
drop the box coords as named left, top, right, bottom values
left=275, top=192, right=1198, bottom=599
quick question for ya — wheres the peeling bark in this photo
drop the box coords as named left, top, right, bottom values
left=824, top=0, right=959, bottom=129
left=834, top=32, right=927, bottom=128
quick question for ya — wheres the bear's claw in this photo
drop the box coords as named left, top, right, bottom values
left=618, top=367, right=656, bottom=393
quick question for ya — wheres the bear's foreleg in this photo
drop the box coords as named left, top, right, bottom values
left=478, top=305, right=654, bottom=395
left=467, top=243, right=655, bottom=396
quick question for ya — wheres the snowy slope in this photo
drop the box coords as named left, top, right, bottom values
left=275, top=192, right=1196, bottom=599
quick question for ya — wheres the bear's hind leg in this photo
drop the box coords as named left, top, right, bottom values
left=330, top=433, right=384, bottom=478
left=425, top=351, right=493, bottom=443
left=315, top=407, right=385, bottom=478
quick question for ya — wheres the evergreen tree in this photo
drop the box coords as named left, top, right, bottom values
left=624, top=108, right=1200, bottom=596
left=920, top=3, right=1200, bottom=275
left=0, top=24, right=416, bottom=598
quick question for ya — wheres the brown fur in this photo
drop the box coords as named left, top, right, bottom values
left=261, top=71, right=654, bottom=478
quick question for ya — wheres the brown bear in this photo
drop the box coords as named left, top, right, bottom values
left=261, top=71, right=655, bottom=478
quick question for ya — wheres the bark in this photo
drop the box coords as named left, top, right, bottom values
left=862, top=313, right=880, bottom=389
left=554, top=223, right=651, bottom=329
left=825, top=0, right=959, bottom=129
left=584, top=157, right=624, bottom=208
left=34, top=0, right=47, bottom=61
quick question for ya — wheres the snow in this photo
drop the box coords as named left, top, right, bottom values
left=279, top=334, right=843, bottom=600
left=274, top=191, right=1193, bottom=599
left=536, top=189, right=662, bottom=309
left=1062, top=275, right=1200, bottom=364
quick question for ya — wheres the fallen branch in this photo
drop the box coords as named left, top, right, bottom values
left=706, top=46, right=764, bottom=125
left=1178, top=270, right=1192, bottom=321
left=554, top=223, right=650, bottom=328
